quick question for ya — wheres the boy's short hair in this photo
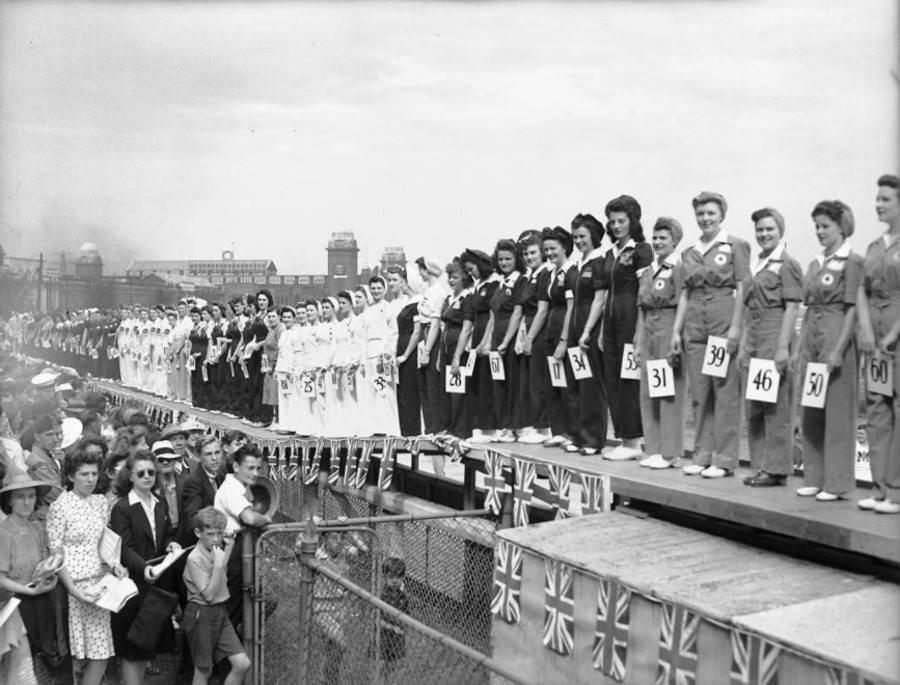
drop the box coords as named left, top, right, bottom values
left=383, top=557, right=406, bottom=578
left=194, top=506, right=226, bottom=532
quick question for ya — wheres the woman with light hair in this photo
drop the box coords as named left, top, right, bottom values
left=360, top=276, right=401, bottom=436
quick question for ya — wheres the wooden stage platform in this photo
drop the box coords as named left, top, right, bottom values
left=493, top=513, right=899, bottom=684
left=89, top=379, right=900, bottom=569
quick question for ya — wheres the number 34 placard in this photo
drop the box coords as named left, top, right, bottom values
left=744, top=358, right=780, bottom=403
left=701, top=336, right=730, bottom=378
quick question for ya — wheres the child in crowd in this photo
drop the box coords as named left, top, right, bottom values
left=379, top=556, right=409, bottom=679
left=182, top=506, right=250, bottom=685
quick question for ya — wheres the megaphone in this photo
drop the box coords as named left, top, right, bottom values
left=249, top=476, right=279, bottom=518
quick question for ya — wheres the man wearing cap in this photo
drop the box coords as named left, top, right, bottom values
left=160, top=423, right=189, bottom=471
left=24, top=415, right=63, bottom=517
left=180, top=418, right=207, bottom=474
left=153, top=440, right=186, bottom=532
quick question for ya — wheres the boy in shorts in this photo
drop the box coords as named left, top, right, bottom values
left=182, top=506, right=251, bottom=685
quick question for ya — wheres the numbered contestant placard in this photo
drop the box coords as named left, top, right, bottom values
left=620, top=343, right=641, bottom=380
left=567, top=347, right=593, bottom=380
left=865, top=353, right=894, bottom=397
left=301, top=374, right=317, bottom=398
left=547, top=357, right=567, bottom=388
left=464, top=350, right=477, bottom=377
left=800, top=362, right=829, bottom=408
left=488, top=351, right=506, bottom=380
left=745, top=358, right=780, bottom=403
left=701, top=335, right=730, bottom=378
left=445, top=367, right=466, bottom=394
left=646, top=359, right=675, bottom=398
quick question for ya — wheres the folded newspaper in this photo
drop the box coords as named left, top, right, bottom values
left=93, top=574, right=138, bottom=613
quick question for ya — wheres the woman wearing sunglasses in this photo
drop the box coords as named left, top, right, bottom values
left=109, top=450, right=182, bottom=685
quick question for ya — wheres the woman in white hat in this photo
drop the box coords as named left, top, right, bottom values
left=360, top=277, right=401, bottom=436
left=334, top=291, right=359, bottom=435
left=350, top=287, right=374, bottom=436
left=317, top=298, right=341, bottom=436
left=273, top=307, right=300, bottom=434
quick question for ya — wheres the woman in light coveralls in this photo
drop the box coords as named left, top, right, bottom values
left=795, top=200, right=861, bottom=501
left=857, top=175, right=900, bottom=514
left=671, top=192, right=750, bottom=478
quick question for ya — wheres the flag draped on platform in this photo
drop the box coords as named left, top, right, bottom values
left=579, top=473, right=611, bottom=515
left=542, top=559, right=575, bottom=656
left=300, top=440, right=317, bottom=485
left=657, top=603, right=699, bottom=685
left=825, top=666, right=876, bottom=685
left=378, top=438, right=396, bottom=490
left=327, top=437, right=340, bottom=486
left=548, top=464, right=572, bottom=519
left=593, top=579, right=631, bottom=682
left=483, top=450, right=510, bottom=516
left=512, top=458, right=535, bottom=526
left=491, top=539, right=522, bottom=624
left=730, top=629, right=780, bottom=685
left=354, top=439, right=373, bottom=489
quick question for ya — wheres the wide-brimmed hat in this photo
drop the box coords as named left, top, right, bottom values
left=60, top=417, right=83, bottom=450
left=31, top=371, right=59, bottom=389
left=249, top=476, right=279, bottom=517
left=160, top=423, right=188, bottom=440
left=151, top=440, right=180, bottom=460
left=0, top=470, right=52, bottom=513
left=180, top=418, right=207, bottom=434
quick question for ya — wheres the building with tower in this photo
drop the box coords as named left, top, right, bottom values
left=380, top=246, right=408, bottom=272
left=75, top=243, right=104, bottom=280
left=327, top=231, right=359, bottom=292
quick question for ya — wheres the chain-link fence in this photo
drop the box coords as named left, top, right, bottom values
left=253, top=509, right=505, bottom=685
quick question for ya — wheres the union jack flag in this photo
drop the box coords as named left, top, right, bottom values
left=491, top=539, right=522, bottom=624
left=355, top=439, right=374, bottom=489
left=268, top=452, right=280, bottom=482
left=579, top=473, right=611, bottom=515
left=483, top=450, right=510, bottom=515
left=593, top=579, right=631, bottom=682
left=378, top=438, right=396, bottom=490
left=512, top=458, right=535, bottom=526
left=730, top=629, right=780, bottom=685
left=341, top=439, right=357, bottom=487
left=548, top=464, right=572, bottom=519
left=295, top=441, right=312, bottom=484
left=542, top=559, right=575, bottom=655
left=283, top=459, right=299, bottom=482
left=825, top=667, right=875, bottom=685
left=657, top=603, right=699, bottom=685
left=327, top=437, right=341, bottom=486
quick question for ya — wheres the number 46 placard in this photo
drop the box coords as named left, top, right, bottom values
left=744, top=358, right=780, bottom=403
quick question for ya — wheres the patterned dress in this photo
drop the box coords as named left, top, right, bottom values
left=46, top=491, right=114, bottom=660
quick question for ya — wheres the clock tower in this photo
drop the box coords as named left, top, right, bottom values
left=327, top=231, right=359, bottom=292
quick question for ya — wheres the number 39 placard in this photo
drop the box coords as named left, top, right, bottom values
left=646, top=359, right=675, bottom=398
left=620, top=343, right=641, bottom=380
left=745, top=358, right=780, bottom=403
left=701, top=336, right=730, bottom=378
left=800, top=362, right=829, bottom=408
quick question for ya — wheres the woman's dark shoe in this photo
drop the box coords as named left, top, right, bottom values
left=746, top=472, right=786, bottom=487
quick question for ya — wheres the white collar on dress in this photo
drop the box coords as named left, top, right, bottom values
left=814, top=240, right=851, bottom=267
left=883, top=232, right=896, bottom=249
left=611, top=238, right=636, bottom=260
left=696, top=229, right=730, bottom=255
left=651, top=252, right=679, bottom=273
left=751, top=241, right=786, bottom=276
left=575, top=247, right=604, bottom=270
left=128, top=489, right=158, bottom=507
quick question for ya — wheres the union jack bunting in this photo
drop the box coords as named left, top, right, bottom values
left=354, top=439, right=375, bottom=489
left=491, top=539, right=522, bottom=624
left=283, top=458, right=299, bottom=482
left=548, top=464, right=572, bottom=519
left=267, top=451, right=280, bottom=482
left=542, top=559, right=575, bottom=655
left=512, top=458, right=535, bottom=526
left=483, top=450, right=510, bottom=515
left=656, top=603, right=699, bottom=685
left=729, top=629, right=780, bottom=685
left=378, top=438, right=396, bottom=490
left=295, top=440, right=310, bottom=484
left=327, top=438, right=341, bottom=486
left=579, top=473, right=611, bottom=515
left=593, top=579, right=631, bottom=682
left=825, top=666, right=875, bottom=685
left=341, top=439, right=357, bottom=487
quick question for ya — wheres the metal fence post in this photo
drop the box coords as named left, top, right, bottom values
left=296, top=516, right=319, bottom=685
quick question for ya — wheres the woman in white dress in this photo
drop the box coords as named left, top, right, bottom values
left=351, top=287, right=373, bottom=436
left=302, top=301, right=326, bottom=436
left=135, top=308, right=152, bottom=392
left=318, top=298, right=341, bottom=436
left=274, top=307, right=300, bottom=433
left=291, top=306, right=317, bottom=436
left=361, top=277, right=401, bottom=436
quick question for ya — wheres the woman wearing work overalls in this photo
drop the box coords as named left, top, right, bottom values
left=739, top=208, right=803, bottom=487
left=670, top=192, right=750, bottom=478
left=795, top=201, right=861, bottom=501
left=857, top=175, right=900, bottom=514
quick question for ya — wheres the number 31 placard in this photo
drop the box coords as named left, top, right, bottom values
left=800, top=362, right=829, bottom=408
left=646, top=359, right=675, bottom=398
left=701, top=335, right=730, bottom=378
left=745, top=358, right=779, bottom=403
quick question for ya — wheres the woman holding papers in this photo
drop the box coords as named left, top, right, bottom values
left=633, top=218, right=686, bottom=470
left=110, top=449, right=182, bottom=685
left=739, top=209, right=803, bottom=487
left=670, top=192, right=750, bottom=478
left=48, top=448, right=123, bottom=685
left=794, top=201, right=862, bottom=501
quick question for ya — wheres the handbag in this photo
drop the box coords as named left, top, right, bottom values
left=126, top=585, right=179, bottom=652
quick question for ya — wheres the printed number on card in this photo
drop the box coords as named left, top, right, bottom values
left=567, top=347, right=592, bottom=380
left=865, top=353, right=893, bottom=397
left=800, top=362, right=829, bottom=408
left=546, top=357, right=567, bottom=388
left=646, top=359, right=675, bottom=398
left=488, top=351, right=505, bottom=381
left=620, top=343, right=641, bottom=380
left=701, top=335, right=730, bottom=378
left=745, top=358, right=780, bottom=404
left=445, top=368, right=466, bottom=394
left=301, top=375, right=316, bottom=398
left=464, top=351, right=477, bottom=377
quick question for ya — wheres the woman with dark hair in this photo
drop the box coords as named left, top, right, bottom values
left=416, top=259, right=448, bottom=435
left=334, top=291, right=359, bottom=433
left=793, top=200, right=861, bottom=501
left=351, top=288, right=374, bottom=436
left=537, top=227, right=576, bottom=446
left=566, top=213, right=609, bottom=455
left=459, top=249, right=500, bottom=443
left=188, top=307, right=209, bottom=409
left=738, top=208, right=803, bottom=487
left=274, top=306, right=301, bottom=434
left=316, top=298, right=340, bottom=436
left=110, top=450, right=182, bottom=685
left=601, top=196, right=653, bottom=460
left=670, top=192, right=750, bottom=478
left=257, top=308, right=283, bottom=428
left=235, top=297, right=259, bottom=418
left=240, top=292, right=271, bottom=425
left=857, top=175, right=900, bottom=514
left=488, top=239, right=527, bottom=442
left=223, top=296, right=248, bottom=416
left=360, top=277, right=401, bottom=435
left=207, top=302, right=229, bottom=413
left=48, top=448, right=125, bottom=685
left=387, top=265, right=424, bottom=436
left=443, top=259, right=475, bottom=439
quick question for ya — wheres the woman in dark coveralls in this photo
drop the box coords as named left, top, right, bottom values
left=188, top=307, right=209, bottom=409
left=224, top=296, right=247, bottom=416
left=242, top=291, right=272, bottom=427
left=460, top=249, right=501, bottom=443
left=600, top=196, right=653, bottom=461
left=488, top=239, right=528, bottom=442
left=208, top=303, right=228, bottom=413
left=237, top=298, right=259, bottom=419
left=389, top=265, right=424, bottom=436
left=566, top=214, right=609, bottom=456
left=442, top=259, right=474, bottom=438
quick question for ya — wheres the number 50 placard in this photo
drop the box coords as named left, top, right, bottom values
left=800, top=362, right=829, bottom=408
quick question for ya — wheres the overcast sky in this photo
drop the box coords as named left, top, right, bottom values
left=1, top=0, right=896, bottom=275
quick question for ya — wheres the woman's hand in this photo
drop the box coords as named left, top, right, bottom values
left=553, top=341, right=567, bottom=361
left=76, top=586, right=102, bottom=604
left=397, top=354, right=408, bottom=365
left=166, top=542, right=182, bottom=554
left=497, top=342, right=508, bottom=355
left=879, top=329, right=899, bottom=356
left=726, top=325, right=741, bottom=356
left=632, top=341, right=642, bottom=366
left=450, top=357, right=461, bottom=375
left=826, top=348, right=844, bottom=374
left=857, top=327, right=876, bottom=357
left=111, top=563, right=128, bottom=580
left=475, top=343, right=489, bottom=357
left=774, top=346, right=791, bottom=374
left=737, top=350, right=750, bottom=372
left=522, top=337, right=533, bottom=356
left=578, top=333, right=589, bottom=351
left=669, top=332, right=683, bottom=356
